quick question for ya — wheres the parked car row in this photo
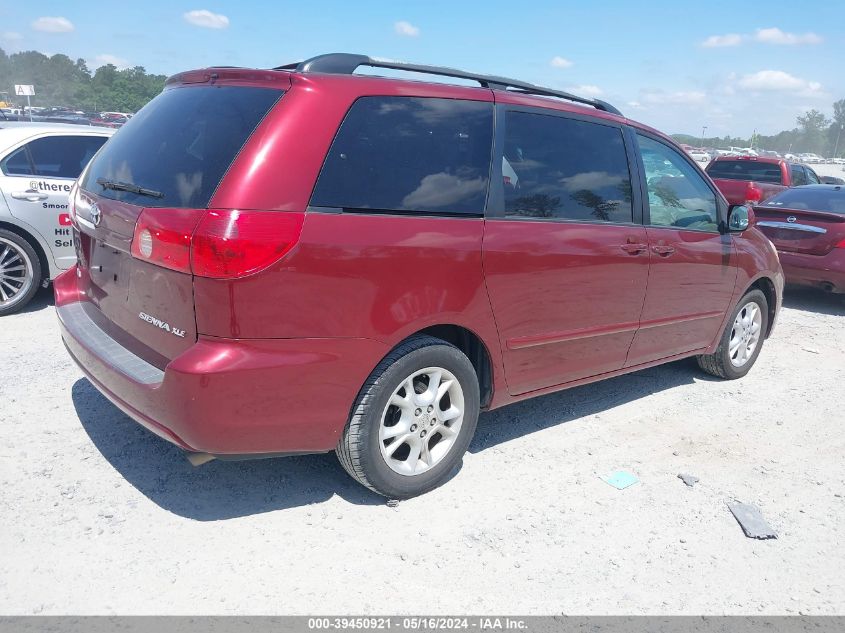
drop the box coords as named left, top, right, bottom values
left=681, top=145, right=844, bottom=166
left=1, top=53, right=839, bottom=498
left=1, top=107, right=133, bottom=128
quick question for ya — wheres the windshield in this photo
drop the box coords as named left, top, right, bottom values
left=81, top=85, right=282, bottom=208
left=706, top=160, right=783, bottom=184
left=762, top=186, right=845, bottom=214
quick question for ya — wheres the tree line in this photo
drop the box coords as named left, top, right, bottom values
left=674, top=102, right=845, bottom=158
left=0, top=48, right=166, bottom=113
left=3, top=47, right=844, bottom=157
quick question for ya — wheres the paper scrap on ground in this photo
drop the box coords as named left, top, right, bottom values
left=600, top=470, right=639, bottom=490
left=678, top=473, right=699, bottom=487
left=727, top=501, right=778, bottom=540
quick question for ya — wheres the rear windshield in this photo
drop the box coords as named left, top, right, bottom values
left=81, top=85, right=282, bottom=208
left=706, top=160, right=783, bottom=184
left=762, top=187, right=845, bottom=214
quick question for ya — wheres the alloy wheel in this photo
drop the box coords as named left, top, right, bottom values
left=379, top=366, right=465, bottom=476
left=0, top=237, right=34, bottom=310
left=729, top=301, right=762, bottom=367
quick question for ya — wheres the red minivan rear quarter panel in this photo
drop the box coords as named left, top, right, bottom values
left=194, top=212, right=501, bottom=347
left=198, top=73, right=506, bottom=398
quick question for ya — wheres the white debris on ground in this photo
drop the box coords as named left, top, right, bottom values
left=0, top=286, right=843, bottom=614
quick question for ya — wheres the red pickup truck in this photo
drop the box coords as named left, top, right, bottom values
left=705, top=156, right=821, bottom=206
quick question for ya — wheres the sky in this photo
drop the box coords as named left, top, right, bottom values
left=0, top=0, right=841, bottom=138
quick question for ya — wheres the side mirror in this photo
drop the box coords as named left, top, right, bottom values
left=727, top=205, right=753, bottom=232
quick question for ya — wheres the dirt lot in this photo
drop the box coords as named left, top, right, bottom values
left=1, top=286, right=843, bottom=615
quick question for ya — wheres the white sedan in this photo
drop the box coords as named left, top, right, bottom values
left=0, top=123, right=115, bottom=314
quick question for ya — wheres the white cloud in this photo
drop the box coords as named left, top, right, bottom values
left=402, top=173, right=484, bottom=208
left=91, top=54, right=130, bottom=70
left=738, top=70, right=822, bottom=94
left=183, top=9, right=230, bottom=29
left=550, top=56, right=573, bottom=68
left=31, top=17, right=74, bottom=33
left=701, top=28, right=822, bottom=49
left=701, top=33, right=743, bottom=48
left=627, top=101, right=644, bottom=109
left=561, top=171, right=620, bottom=191
left=394, top=21, right=420, bottom=37
left=642, top=90, right=706, bottom=105
left=754, top=27, right=822, bottom=45
left=569, top=84, right=603, bottom=97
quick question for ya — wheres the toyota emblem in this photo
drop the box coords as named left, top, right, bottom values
left=90, top=203, right=102, bottom=227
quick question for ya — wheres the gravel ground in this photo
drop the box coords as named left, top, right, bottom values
left=1, top=286, right=844, bottom=615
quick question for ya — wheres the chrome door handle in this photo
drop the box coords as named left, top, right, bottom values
left=11, top=190, right=48, bottom=202
left=620, top=243, right=648, bottom=254
left=652, top=245, right=676, bottom=256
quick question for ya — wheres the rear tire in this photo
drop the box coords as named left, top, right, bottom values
left=697, top=289, right=768, bottom=379
left=337, top=335, right=480, bottom=499
left=0, top=229, right=41, bottom=316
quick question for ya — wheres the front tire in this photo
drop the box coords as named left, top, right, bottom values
left=697, top=289, right=768, bottom=379
left=337, top=335, right=480, bottom=499
left=0, top=229, right=41, bottom=316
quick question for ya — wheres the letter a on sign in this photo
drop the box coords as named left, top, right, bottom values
left=15, top=85, right=35, bottom=96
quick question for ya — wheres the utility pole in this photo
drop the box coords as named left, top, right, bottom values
left=701, top=126, right=708, bottom=147
left=834, top=124, right=843, bottom=159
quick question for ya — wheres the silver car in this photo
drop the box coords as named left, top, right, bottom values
left=0, top=123, right=114, bottom=314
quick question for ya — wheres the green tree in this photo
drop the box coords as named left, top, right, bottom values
left=832, top=99, right=845, bottom=128
left=796, top=109, right=831, bottom=155
left=0, top=47, right=166, bottom=113
left=828, top=99, right=845, bottom=158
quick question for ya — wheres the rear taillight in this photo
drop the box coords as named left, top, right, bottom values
left=836, top=237, right=845, bottom=249
left=131, top=208, right=204, bottom=273
left=130, top=209, right=304, bottom=279
left=745, top=183, right=763, bottom=204
left=191, top=210, right=304, bottom=279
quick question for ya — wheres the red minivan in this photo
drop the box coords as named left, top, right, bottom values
left=56, top=54, right=784, bottom=498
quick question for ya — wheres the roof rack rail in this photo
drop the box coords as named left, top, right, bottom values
left=274, top=53, right=623, bottom=117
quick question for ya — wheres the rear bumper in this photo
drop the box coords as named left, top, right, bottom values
left=56, top=270, right=389, bottom=455
left=779, top=249, right=845, bottom=292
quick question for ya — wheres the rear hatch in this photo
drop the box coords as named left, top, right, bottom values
left=754, top=190, right=845, bottom=256
left=73, top=79, right=284, bottom=366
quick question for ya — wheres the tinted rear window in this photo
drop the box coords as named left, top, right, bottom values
left=311, top=96, right=493, bottom=215
left=502, top=111, right=633, bottom=223
left=81, top=86, right=281, bottom=208
left=762, top=187, right=845, bottom=214
left=706, top=160, right=783, bottom=184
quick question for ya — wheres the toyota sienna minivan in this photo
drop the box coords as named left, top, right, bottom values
left=57, top=54, right=784, bottom=498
